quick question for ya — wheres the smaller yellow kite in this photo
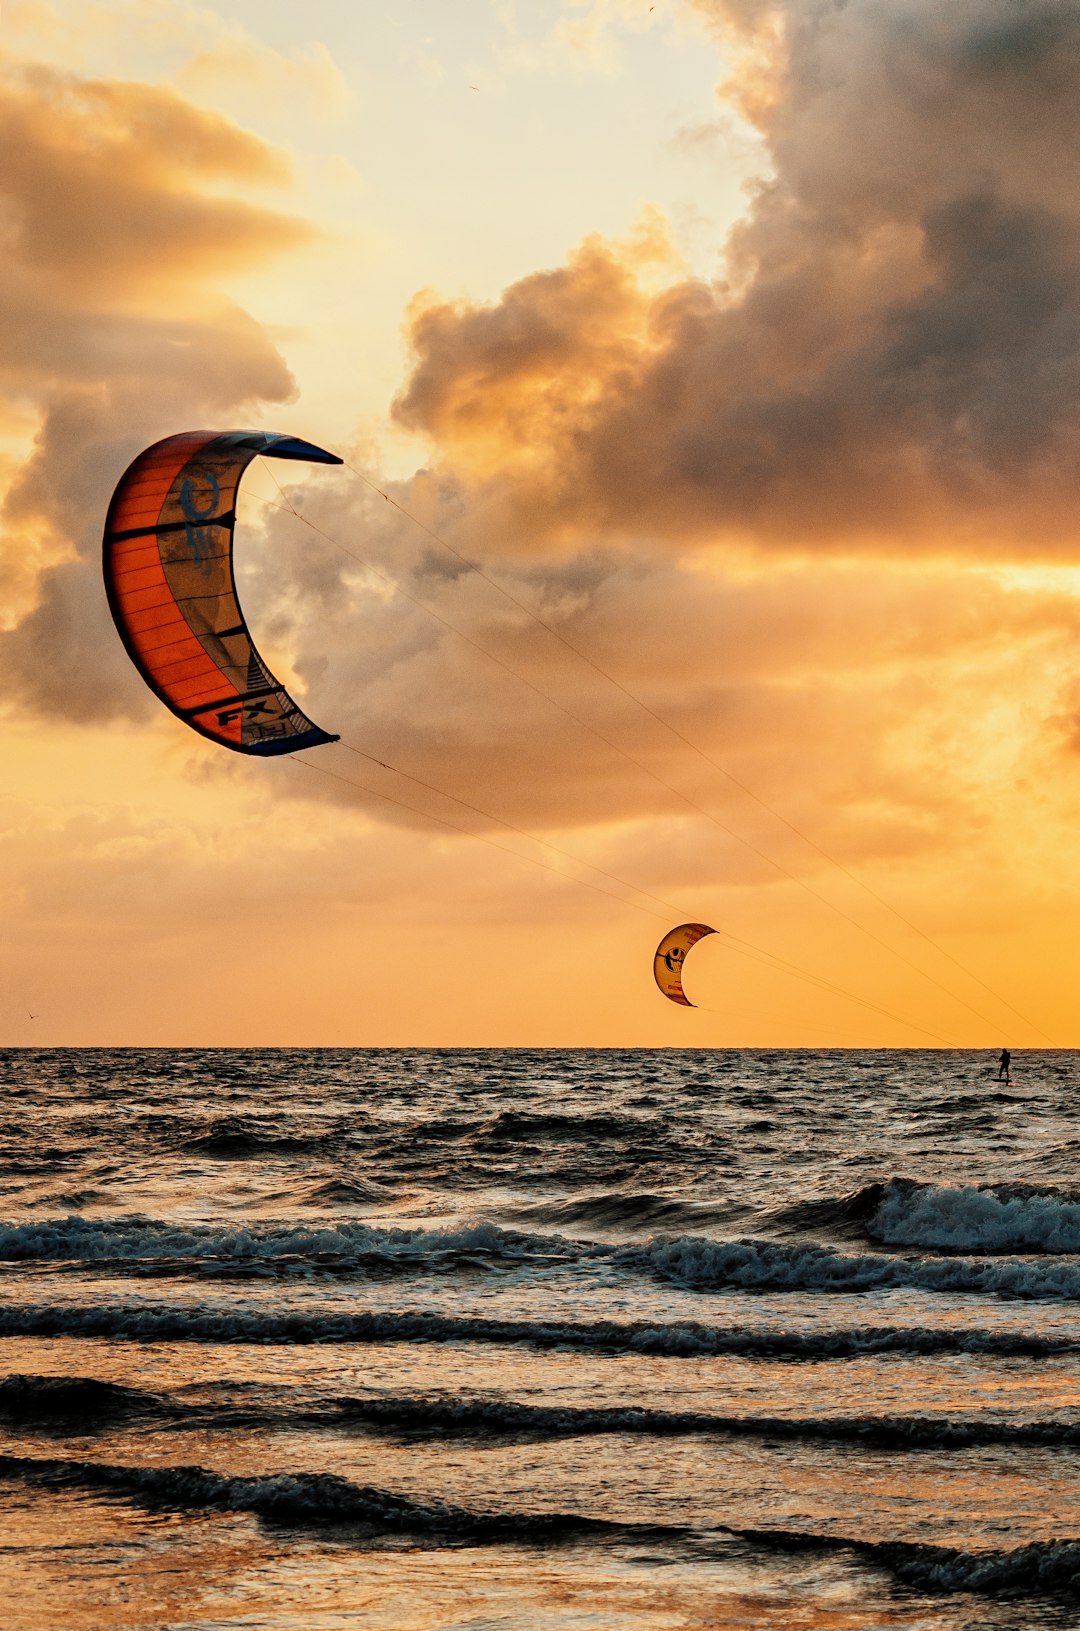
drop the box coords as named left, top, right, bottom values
left=653, top=923, right=716, bottom=1007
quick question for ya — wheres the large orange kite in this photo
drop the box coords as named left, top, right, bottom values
left=103, top=430, right=341, bottom=756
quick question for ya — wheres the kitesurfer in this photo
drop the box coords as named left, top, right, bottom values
left=998, top=1048, right=1011, bottom=1083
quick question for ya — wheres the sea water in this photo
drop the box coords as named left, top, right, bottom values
left=0, top=1046, right=1078, bottom=1629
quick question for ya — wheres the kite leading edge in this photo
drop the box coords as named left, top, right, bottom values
left=103, top=429, right=342, bottom=756
left=653, top=923, right=716, bottom=1007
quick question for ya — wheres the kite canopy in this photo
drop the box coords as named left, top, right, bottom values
left=653, top=923, right=716, bottom=1007
left=103, top=430, right=342, bottom=756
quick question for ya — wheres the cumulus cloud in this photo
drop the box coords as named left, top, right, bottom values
left=4, top=0, right=1076, bottom=912
left=0, top=56, right=315, bottom=718
left=395, top=0, right=1080, bottom=556
left=234, top=451, right=1080, bottom=889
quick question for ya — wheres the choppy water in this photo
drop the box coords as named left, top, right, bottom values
left=1, top=1047, right=1079, bottom=1629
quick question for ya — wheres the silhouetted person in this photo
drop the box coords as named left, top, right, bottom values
left=998, top=1048, right=1011, bottom=1083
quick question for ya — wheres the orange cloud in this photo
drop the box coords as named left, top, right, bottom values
left=393, top=0, right=1080, bottom=557
left=0, top=64, right=311, bottom=301
left=0, top=57, right=315, bottom=720
left=395, top=232, right=659, bottom=493
left=233, top=458, right=1080, bottom=873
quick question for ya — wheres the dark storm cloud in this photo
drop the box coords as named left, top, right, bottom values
left=394, top=0, right=1080, bottom=555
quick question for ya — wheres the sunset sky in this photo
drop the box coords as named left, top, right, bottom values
left=4, top=0, right=1080, bottom=1048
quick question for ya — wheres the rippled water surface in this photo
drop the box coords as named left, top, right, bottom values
left=1, top=1046, right=1079, bottom=1628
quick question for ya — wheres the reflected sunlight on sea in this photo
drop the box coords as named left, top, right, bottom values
left=1, top=1046, right=1078, bottom=1629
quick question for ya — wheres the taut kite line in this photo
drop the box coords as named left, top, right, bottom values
left=103, top=430, right=341, bottom=756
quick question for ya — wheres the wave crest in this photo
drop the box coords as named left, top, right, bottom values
left=867, top=1177, right=1080, bottom=1253
left=0, top=1452, right=619, bottom=1540
left=1, top=1451, right=1079, bottom=1598
left=0, top=1302, right=1067, bottom=1358
left=642, top=1232, right=1080, bottom=1299
left=0, top=1215, right=603, bottom=1274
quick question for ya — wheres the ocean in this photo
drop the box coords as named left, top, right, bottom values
left=0, top=1046, right=1078, bottom=1629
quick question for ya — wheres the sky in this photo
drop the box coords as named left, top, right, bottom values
left=3, top=0, right=1080, bottom=1048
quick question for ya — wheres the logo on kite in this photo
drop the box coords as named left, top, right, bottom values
left=653, top=923, right=716, bottom=1007
left=102, top=430, right=343, bottom=757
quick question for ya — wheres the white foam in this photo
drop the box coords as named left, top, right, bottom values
left=868, top=1178, right=1080, bottom=1253
left=6, top=1205, right=1080, bottom=1303
left=642, top=1233, right=1080, bottom=1300
left=0, top=1215, right=605, bottom=1267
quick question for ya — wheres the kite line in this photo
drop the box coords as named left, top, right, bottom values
left=251, top=465, right=1050, bottom=1044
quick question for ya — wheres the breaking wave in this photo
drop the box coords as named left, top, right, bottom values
left=0, top=1215, right=603, bottom=1275
left=10, top=1209, right=1080, bottom=1301
left=866, top=1177, right=1080, bottom=1254
left=643, top=1233, right=1080, bottom=1299
left=723, top=1174, right=1080, bottom=1257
